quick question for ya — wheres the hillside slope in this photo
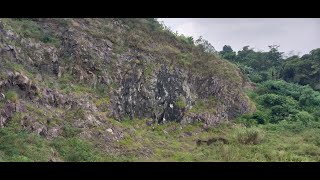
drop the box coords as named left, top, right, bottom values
left=0, top=18, right=256, bottom=161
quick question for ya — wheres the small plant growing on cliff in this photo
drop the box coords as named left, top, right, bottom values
left=144, top=65, right=153, bottom=78
left=5, top=90, right=18, bottom=103
left=175, top=97, right=186, bottom=108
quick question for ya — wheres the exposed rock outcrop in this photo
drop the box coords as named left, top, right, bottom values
left=0, top=18, right=255, bottom=137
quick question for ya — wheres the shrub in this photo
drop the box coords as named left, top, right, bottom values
left=312, top=110, right=320, bottom=121
left=236, top=117, right=257, bottom=127
left=269, top=105, right=285, bottom=123
left=258, top=94, right=298, bottom=108
left=250, top=73, right=263, bottom=83
left=251, top=111, right=269, bottom=124
left=297, top=111, right=314, bottom=126
left=299, top=88, right=320, bottom=107
left=257, top=93, right=299, bottom=123
left=261, top=80, right=302, bottom=99
left=261, top=80, right=320, bottom=107
left=237, top=110, right=269, bottom=127
left=234, top=127, right=265, bottom=145
left=287, top=111, right=314, bottom=126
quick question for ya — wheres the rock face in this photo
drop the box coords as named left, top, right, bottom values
left=111, top=61, right=255, bottom=125
left=0, top=18, right=255, bottom=135
left=112, top=65, right=192, bottom=123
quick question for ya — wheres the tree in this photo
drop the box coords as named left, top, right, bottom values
left=280, top=48, right=320, bottom=89
left=195, top=36, right=216, bottom=54
left=266, top=45, right=284, bottom=67
left=219, top=45, right=236, bottom=61
left=222, top=45, right=233, bottom=52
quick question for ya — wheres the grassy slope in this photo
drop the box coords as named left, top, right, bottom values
left=1, top=115, right=319, bottom=162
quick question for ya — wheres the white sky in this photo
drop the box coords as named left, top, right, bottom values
left=158, top=18, right=320, bottom=56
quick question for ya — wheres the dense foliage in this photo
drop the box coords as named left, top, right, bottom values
left=219, top=45, right=320, bottom=89
left=218, top=45, right=320, bottom=128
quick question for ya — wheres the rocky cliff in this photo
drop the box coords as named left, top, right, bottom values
left=0, top=18, right=255, bottom=141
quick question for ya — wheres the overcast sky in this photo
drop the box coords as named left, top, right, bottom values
left=158, top=18, right=320, bottom=56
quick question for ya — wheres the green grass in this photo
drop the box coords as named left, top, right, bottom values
left=0, top=127, right=52, bottom=162
left=0, top=111, right=319, bottom=162
left=51, top=137, right=100, bottom=162
left=5, top=90, right=19, bottom=103
left=189, top=96, right=217, bottom=114
left=0, top=122, right=133, bottom=162
left=90, top=117, right=320, bottom=162
left=61, top=124, right=81, bottom=138
left=25, top=103, right=45, bottom=116
left=2, top=18, right=60, bottom=47
left=51, top=136, right=133, bottom=162
left=115, top=120, right=320, bottom=162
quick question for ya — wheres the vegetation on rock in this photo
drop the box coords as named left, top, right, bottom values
left=0, top=18, right=319, bottom=161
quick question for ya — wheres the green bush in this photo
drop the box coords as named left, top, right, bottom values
left=252, top=111, right=269, bottom=124
left=236, top=115, right=258, bottom=127
left=287, top=111, right=314, bottom=126
left=312, top=110, right=320, bottom=121
left=262, top=80, right=302, bottom=99
left=250, top=73, right=263, bottom=83
left=257, top=93, right=299, bottom=123
left=237, top=110, right=269, bottom=127
left=299, top=88, right=320, bottom=107
left=261, top=80, right=320, bottom=107
left=258, top=94, right=298, bottom=108
left=270, top=105, right=289, bottom=123
left=251, top=80, right=320, bottom=125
